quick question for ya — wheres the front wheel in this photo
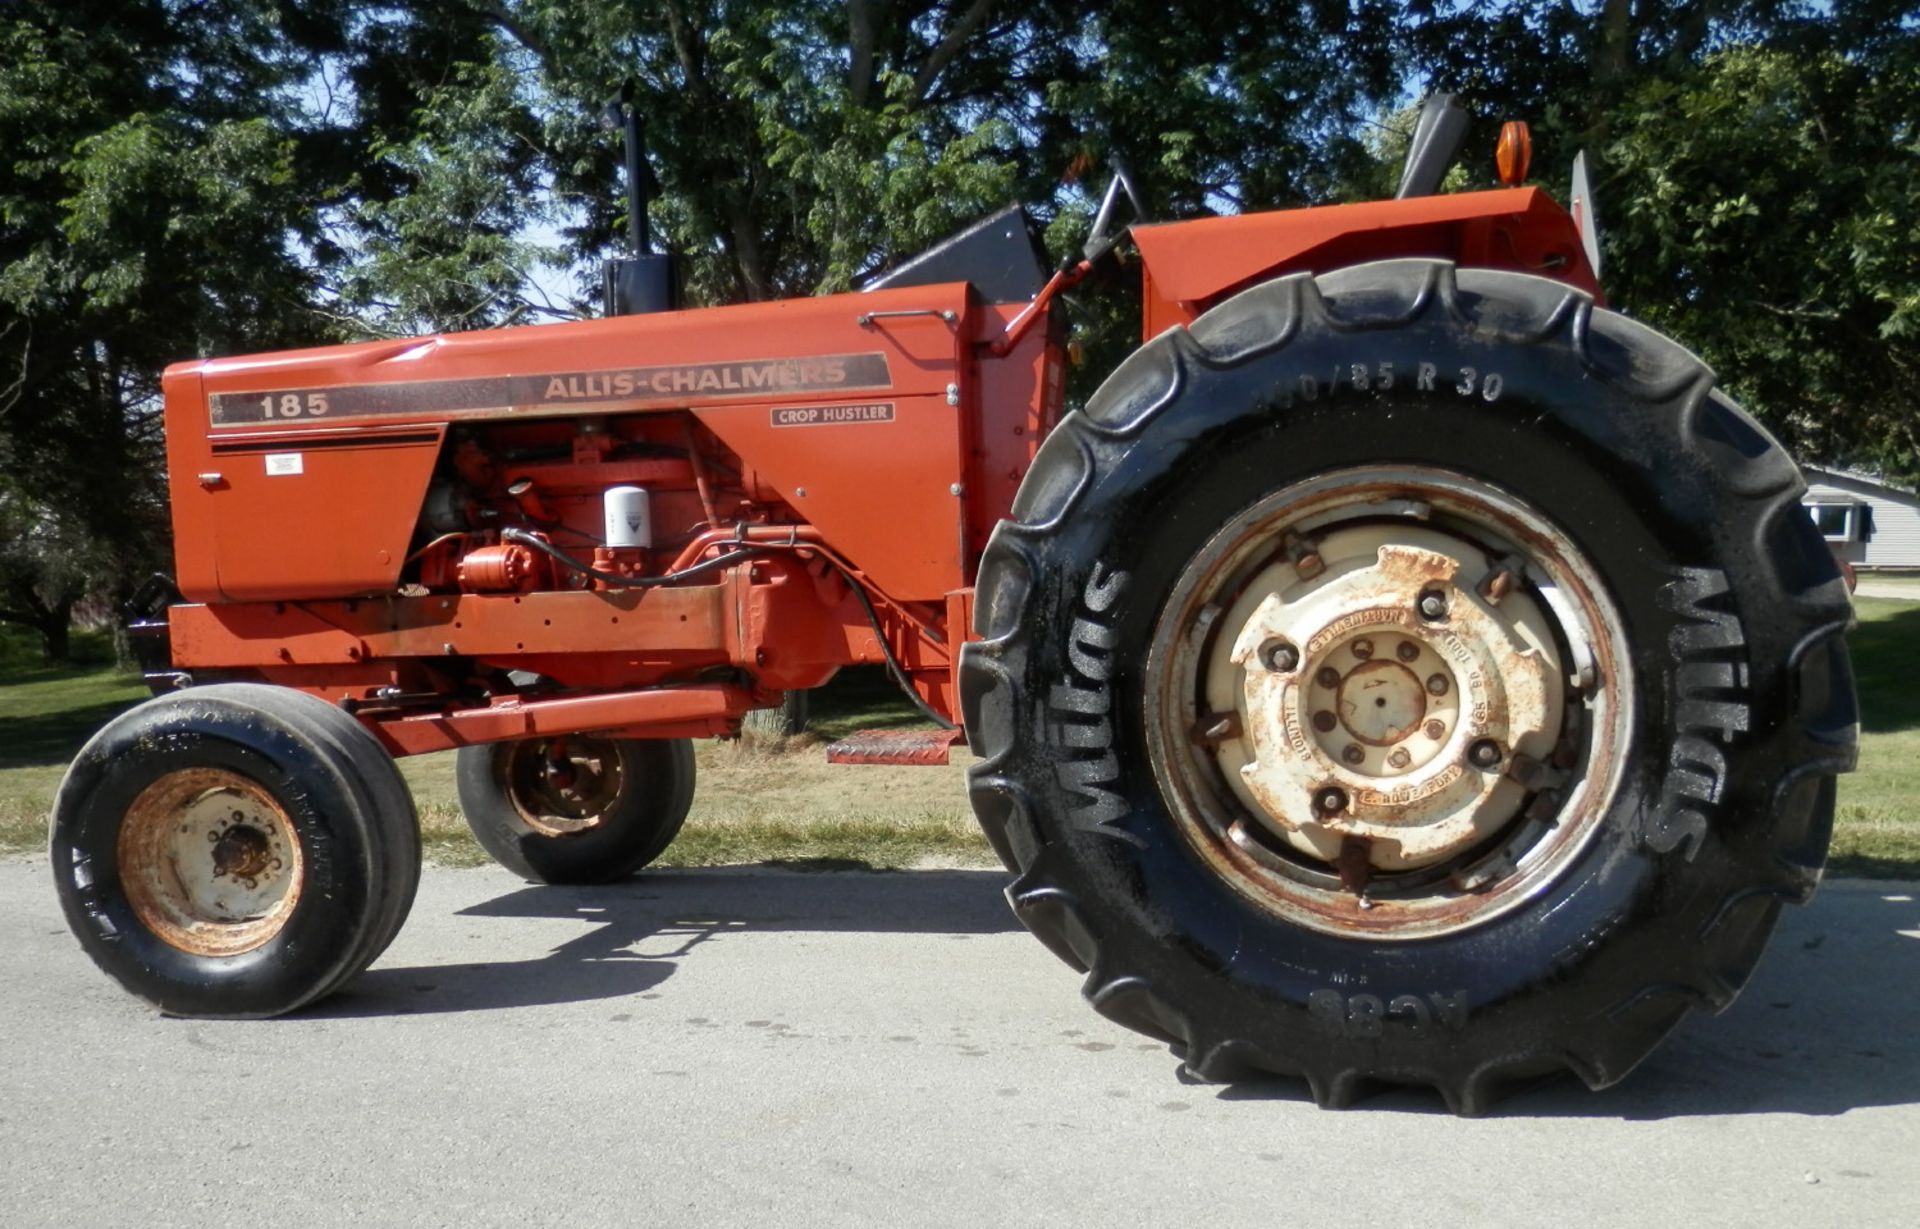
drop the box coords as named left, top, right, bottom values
left=960, top=259, right=1858, bottom=1112
left=455, top=736, right=695, bottom=883
left=50, top=684, right=421, bottom=1018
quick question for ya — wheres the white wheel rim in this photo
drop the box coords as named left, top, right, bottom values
left=1145, top=466, right=1634, bottom=940
left=118, top=768, right=305, bottom=957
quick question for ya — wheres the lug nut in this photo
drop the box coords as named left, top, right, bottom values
left=1315, top=786, right=1350, bottom=815
left=1386, top=748, right=1412, bottom=769
left=1315, top=666, right=1342, bottom=689
left=1468, top=739, right=1504, bottom=770
left=1341, top=743, right=1365, bottom=765
left=1312, top=710, right=1338, bottom=733
left=1395, top=640, right=1420, bottom=662
left=1423, top=718, right=1446, bottom=740
left=1350, top=638, right=1374, bottom=660
left=1418, top=590, right=1449, bottom=621
left=1261, top=640, right=1299, bottom=672
left=1426, top=673, right=1450, bottom=697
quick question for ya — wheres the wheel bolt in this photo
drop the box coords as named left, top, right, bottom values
left=1261, top=640, right=1299, bottom=672
left=1350, top=638, right=1374, bottom=660
left=1312, top=710, right=1337, bottom=733
left=1315, top=666, right=1342, bottom=689
left=1341, top=743, right=1365, bottom=765
left=1468, top=739, right=1504, bottom=770
left=1418, top=590, right=1448, bottom=621
left=1426, top=673, right=1449, bottom=697
left=1423, top=718, right=1446, bottom=740
left=1315, top=786, right=1349, bottom=815
left=1395, top=640, right=1420, bottom=662
left=1386, top=748, right=1412, bottom=769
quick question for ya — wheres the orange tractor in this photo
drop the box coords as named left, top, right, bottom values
left=51, top=100, right=1856, bottom=1111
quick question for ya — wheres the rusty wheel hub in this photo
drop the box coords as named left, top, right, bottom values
left=505, top=736, right=625, bottom=837
left=1148, top=467, right=1631, bottom=939
left=117, top=768, right=304, bottom=957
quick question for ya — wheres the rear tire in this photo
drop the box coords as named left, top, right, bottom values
left=960, top=259, right=1858, bottom=1112
left=455, top=736, right=695, bottom=884
left=49, top=683, right=421, bottom=1018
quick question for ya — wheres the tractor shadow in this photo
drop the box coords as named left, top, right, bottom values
left=1539, top=882, right=1920, bottom=1119
left=317, top=867, right=1019, bottom=1018
left=319, top=868, right=1920, bottom=1119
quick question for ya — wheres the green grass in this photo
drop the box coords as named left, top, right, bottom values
left=0, top=628, right=150, bottom=856
left=1828, top=597, right=1920, bottom=876
left=0, top=650, right=985, bottom=869
left=3, top=607, right=1917, bottom=877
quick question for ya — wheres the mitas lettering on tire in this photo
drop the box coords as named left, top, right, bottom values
left=959, top=258, right=1857, bottom=1114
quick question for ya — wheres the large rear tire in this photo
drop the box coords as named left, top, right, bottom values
left=50, top=684, right=421, bottom=1018
left=959, top=259, right=1858, bottom=1112
left=455, top=736, right=695, bottom=884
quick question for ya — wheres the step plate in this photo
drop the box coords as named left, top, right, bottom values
left=824, top=727, right=967, bottom=766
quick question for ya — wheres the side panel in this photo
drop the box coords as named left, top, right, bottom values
left=201, top=427, right=444, bottom=601
left=966, top=302, right=1060, bottom=569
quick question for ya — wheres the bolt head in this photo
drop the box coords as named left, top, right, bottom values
left=1386, top=748, right=1412, bottom=769
left=1350, top=638, right=1375, bottom=660
left=1423, top=718, right=1447, bottom=740
left=1418, top=590, right=1449, bottom=621
left=1396, top=640, right=1420, bottom=662
left=1261, top=640, right=1299, bottom=672
left=1468, top=739, right=1503, bottom=770
left=1341, top=743, right=1365, bottom=765
left=1426, top=673, right=1450, bottom=697
left=1312, top=710, right=1338, bottom=733
left=1315, top=786, right=1350, bottom=815
left=1315, top=666, right=1342, bottom=689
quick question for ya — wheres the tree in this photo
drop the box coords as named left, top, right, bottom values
left=1397, top=3, right=1920, bottom=483
left=0, top=1, right=335, bottom=657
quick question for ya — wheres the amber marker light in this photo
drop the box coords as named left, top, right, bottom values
left=1496, top=121, right=1532, bottom=185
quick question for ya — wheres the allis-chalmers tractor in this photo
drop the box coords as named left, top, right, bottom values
left=50, top=99, right=1856, bottom=1112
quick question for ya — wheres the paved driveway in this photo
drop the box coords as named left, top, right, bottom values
left=2, top=862, right=1917, bottom=1227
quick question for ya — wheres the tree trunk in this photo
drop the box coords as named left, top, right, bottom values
left=39, top=610, right=71, bottom=664
left=742, top=689, right=811, bottom=740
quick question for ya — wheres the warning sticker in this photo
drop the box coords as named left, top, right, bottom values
left=264, top=453, right=304, bottom=476
left=770, top=402, right=896, bottom=428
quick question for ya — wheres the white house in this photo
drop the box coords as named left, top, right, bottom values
left=1802, top=465, right=1920, bottom=572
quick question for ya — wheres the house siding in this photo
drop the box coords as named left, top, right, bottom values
left=1803, top=467, right=1920, bottom=570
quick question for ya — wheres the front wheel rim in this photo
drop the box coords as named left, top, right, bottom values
left=117, top=768, right=306, bottom=957
left=1144, top=465, right=1634, bottom=941
left=502, top=737, right=626, bottom=837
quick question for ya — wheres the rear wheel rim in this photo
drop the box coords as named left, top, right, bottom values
left=117, top=768, right=305, bottom=957
left=1144, top=465, right=1634, bottom=940
left=502, top=737, right=626, bottom=837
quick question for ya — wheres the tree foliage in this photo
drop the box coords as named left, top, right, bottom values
left=1, top=0, right=1917, bottom=657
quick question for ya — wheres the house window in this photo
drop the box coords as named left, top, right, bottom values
left=1806, top=502, right=1861, bottom=542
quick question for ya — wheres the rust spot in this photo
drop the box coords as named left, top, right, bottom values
left=1335, top=836, right=1374, bottom=895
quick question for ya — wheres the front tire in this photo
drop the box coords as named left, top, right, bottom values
left=960, top=260, right=1857, bottom=1112
left=455, top=736, right=695, bottom=884
left=50, top=684, right=421, bottom=1018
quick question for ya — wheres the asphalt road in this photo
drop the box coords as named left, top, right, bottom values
left=3, top=860, right=1917, bottom=1228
